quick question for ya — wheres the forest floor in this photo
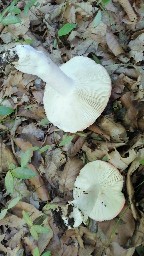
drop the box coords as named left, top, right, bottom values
left=0, top=0, right=144, bottom=255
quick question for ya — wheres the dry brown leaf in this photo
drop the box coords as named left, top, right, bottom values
left=117, top=0, right=137, bottom=22
left=120, top=92, right=138, bottom=128
left=0, top=214, right=24, bottom=228
left=18, top=105, right=45, bottom=120
left=79, top=226, right=97, bottom=246
left=88, top=124, right=110, bottom=141
left=98, top=117, right=128, bottom=142
left=14, top=137, right=33, bottom=151
left=9, top=229, right=25, bottom=249
left=8, top=13, right=30, bottom=37
left=75, top=2, right=93, bottom=17
left=68, top=136, right=86, bottom=157
left=23, top=236, right=36, bottom=255
left=21, top=123, right=44, bottom=140
left=45, top=148, right=66, bottom=187
left=64, top=4, right=76, bottom=23
left=133, top=213, right=144, bottom=246
left=28, top=163, right=50, bottom=201
left=110, top=242, right=135, bottom=256
left=59, top=158, right=84, bottom=194
left=98, top=206, right=135, bottom=247
left=38, top=224, right=53, bottom=254
left=111, top=74, right=125, bottom=100
left=129, top=33, right=144, bottom=62
left=106, top=31, right=124, bottom=56
left=0, top=140, right=17, bottom=172
left=126, top=159, right=141, bottom=220
left=108, top=149, right=137, bottom=170
left=12, top=201, right=42, bottom=221
left=32, top=90, right=44, bottom=104
left=78, top=246, right=94, bottom=256
left=82, top=141, right=125, bottom=161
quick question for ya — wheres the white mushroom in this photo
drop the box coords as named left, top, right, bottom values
left=73, top=160, right=125, bottom=221
left=10, top=45, right=111, bottom=133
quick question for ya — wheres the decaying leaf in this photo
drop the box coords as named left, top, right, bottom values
left=38, top=224, right=53, bottom=254
left=82, top=141, right=125, bottom=161
left=126, top=150, right=144, bottom=220
left=0, top=140, right=17, bottom=172
left=59, top=158, right=84, bottom=194
left=67, top=136, right=86, bottom=157
left=120, top=92, right=138, bottom=128
left=98, top=117, right=128, bottom=142
left=106, top=31, right=124, bottom=56
left=108, top=149, right=137, bottom=170
left=129, top=33, right=144, bottom=62
left=98, top=206, right=135, bottom=246
left=117, top=0, right=137, bottom=22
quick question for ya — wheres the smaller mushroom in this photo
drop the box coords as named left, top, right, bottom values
left=73, top=160, right=125, bottom=221
left=7, top=45, right=111, bottom=133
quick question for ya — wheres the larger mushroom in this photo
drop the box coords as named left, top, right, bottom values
left=73, top=160, right=125, bottom=221
left=8, top=45, right=111, bottom=132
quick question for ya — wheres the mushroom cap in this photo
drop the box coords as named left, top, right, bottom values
left=73, top=160, right=125, bottom=221
left=43, top=57, right=111, bottom=133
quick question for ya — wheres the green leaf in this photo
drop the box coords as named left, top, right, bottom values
left=92, top=10, right=102, bottom=27
left=22, top=211, right=33, bottom=226
left=58, top=23, right=77, bottom=37
left=7, top=196, right=21, bottom=209
left=24, top=0, right=37, bottom=15
left=33, top=225, right=49, bottom=234
left=38, top=118, right=49, bottom=126
left=102, top=0, right=111, bottom=5
left=0, top=209, right=8, bottom=220
left=140, top=159, right=144, bottom=165
left=91, top=54, right=101, bottom=64
left=39, top=145, right=51, bottom=153
left=42, top=251, right=51, bottom=256
left=33, top=247, right=40, bottom=256
left=2, top=15, right=21, bottom=25
left=11, top=167, right=36, bottom=179
left=9, top=6, right=21, bottom=14
left=59, top=135, right=74, bottom=146
left=20, top=147, right=39, bottom=167
left=30, top=226, right=39, bottom=240
left=5, top=171, right=14, bottom=194
left=0, top=105, right=14, bottom=116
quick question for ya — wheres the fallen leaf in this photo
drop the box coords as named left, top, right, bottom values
left=98, top=206, right=135, bottom=246
left=59, top=158, right=84, bottom=194
left=0, top=140, right=17, bottom=172
left=108, top=149, right=137, bottom=170
left=106, top=31, right=124, bottom=56
left=120, top=92, right=138, bottom=128
left=98, top=117, right=128, bottom=142
left=129, top=33, right=144, bottom=62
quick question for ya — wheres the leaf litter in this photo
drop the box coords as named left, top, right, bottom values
left=0, top=0, right=144, bottom=255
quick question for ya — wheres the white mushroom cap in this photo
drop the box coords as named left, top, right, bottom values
left=73, top=160, right=125, bottom=221
left=44, top=57, right=111, bottom=132
left=9, top=45, right=111, bottom=133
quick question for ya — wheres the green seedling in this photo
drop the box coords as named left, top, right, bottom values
left=22, top=211, right=51, bottom=256
left=5, top=145, right=51, bottom=195
left=0, top=0, right=38, bottom=26
left=0, top=196, right=21, bottom=220
left=58, top=23, right=77, bottom=37
left=59, top=134, right=74, bottom=146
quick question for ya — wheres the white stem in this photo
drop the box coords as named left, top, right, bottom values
left=14, top=45, right=75, bottom=95
left=37, top=55, right=75, bottom=95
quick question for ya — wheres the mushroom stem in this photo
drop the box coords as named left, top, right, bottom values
left=13, top=45, right=75, bottom=95
left=36, top=57, right=75, bottom=95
